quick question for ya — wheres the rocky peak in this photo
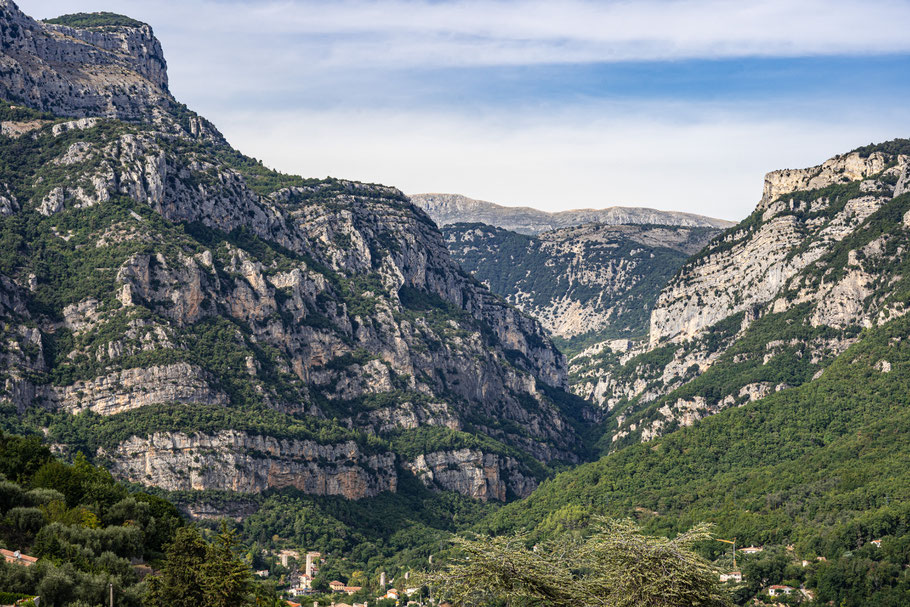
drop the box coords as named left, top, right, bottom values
left=760, top=151, right=894, bottom=210
left=42, top=17, right=168, bottom=91
left=0, top=1, right=218, bottom=138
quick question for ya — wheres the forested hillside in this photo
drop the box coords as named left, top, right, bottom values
left=481, top=311, right=910, bottom=605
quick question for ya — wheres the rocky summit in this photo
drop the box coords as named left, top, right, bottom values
left=0, top=1, right=591, bottom=504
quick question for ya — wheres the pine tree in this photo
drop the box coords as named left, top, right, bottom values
left=203, top=522, right=255, bottom=607
left=145, top=526, right=208, bottom=607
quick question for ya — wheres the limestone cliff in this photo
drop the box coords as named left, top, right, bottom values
left=403, top=448, right=537, bottom=501
left=580, top=141, right=910, bottom=447
left=0, top=3, right=591, bottom=503
left=0, top=1, right=218, bottom=138
left=105, top=431, right=398, bottom=499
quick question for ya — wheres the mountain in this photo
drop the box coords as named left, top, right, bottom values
left=440, top=222, right=721, bottom=352
left=472, top=139, right=910, bottom=606
left=482, top=309, right=910, bottom=605
left=0, top=2, right=593, bottom=507
left=0, top=3, right=219, bottom=140
left=571, top=140, right=910, bottom=446
left=410, top=192, right=734, bottom=234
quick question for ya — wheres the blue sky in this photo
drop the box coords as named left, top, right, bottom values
left=21, top=0, right=910, bottom=221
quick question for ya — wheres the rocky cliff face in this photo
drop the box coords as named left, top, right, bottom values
left=0, top=1, right=218, bottom=138
left=0, top=4, right=591, bottom=503
left=105, top=431, right=398, bottom=499
left=403, top=448, right=537, bottom=501
left=441, top=222, right=720, bottom=350
left=579, top=141, right=910, bottom=447
left=411, top=193, right=733, bottom=235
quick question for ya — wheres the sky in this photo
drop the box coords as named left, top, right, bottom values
left=21, top=0, right=910, bottom=221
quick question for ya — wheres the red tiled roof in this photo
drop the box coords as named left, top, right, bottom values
left=0, top=549, right=38, bottom=566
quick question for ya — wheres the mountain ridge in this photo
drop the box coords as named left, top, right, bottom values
left=0, top=0, right=591, bottom=507
left=410, top=192, right=734, bottom=234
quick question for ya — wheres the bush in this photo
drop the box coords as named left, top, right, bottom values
left=43, top=12, right=145, bottom=29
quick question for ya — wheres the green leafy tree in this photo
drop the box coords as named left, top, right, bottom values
left=422, top=518, right=731, bottom=607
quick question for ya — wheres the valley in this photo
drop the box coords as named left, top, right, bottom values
left=0, top=2, right=907, bottom=606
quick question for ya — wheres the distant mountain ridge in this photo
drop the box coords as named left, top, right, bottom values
left=410, top=193, right=734, bottom=234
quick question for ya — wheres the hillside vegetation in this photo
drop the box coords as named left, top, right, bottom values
left=481, top=312, right=910, bottom=605
left=43, top=13, right=146, bottom=29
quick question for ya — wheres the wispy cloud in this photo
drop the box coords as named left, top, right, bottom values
left=18, top=0, right=910, bottom=220
left=28, top=0, right=910, bottom=67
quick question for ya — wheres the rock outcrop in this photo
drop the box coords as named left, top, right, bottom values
left=404, top=448, right=537, bottom=501
left=0, top=1, right=219, bottom=138
left=106, top=431, right=397, bottom=499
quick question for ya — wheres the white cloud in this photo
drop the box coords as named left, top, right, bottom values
left=25, top=0, right=910, bottom=70
left=212, top=103, right=908, bottom=221
left=17, top=0, right=910, bottom=219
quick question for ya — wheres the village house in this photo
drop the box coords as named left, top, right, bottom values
left=328, top=580, right=363, bottom=595
left=719, top=571, right=742, bottom=583
left=739, top=546, right=763, bottom=555
left=871, top=539, right=882, bottom=548
left=288, top=571, right=315, bottom=598
left=768, top=585, right=794, bottom=597
left=0, top=549, right=37, bottom=567
left=384, top=588, right=400, bottom=600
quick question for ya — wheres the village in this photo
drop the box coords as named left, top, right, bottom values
left=1, top=536, right=889, bottom=606
left=255, top=536, right=893, bottom=607
left=260, top=549, right=425, bottom=607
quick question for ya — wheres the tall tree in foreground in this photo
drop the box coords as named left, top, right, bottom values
left=145, top=523, right=255, bottom=607
left=422, top=518, right=731, bottom=607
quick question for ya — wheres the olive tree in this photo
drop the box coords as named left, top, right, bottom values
left=420, top=518, right=731, bottom=607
